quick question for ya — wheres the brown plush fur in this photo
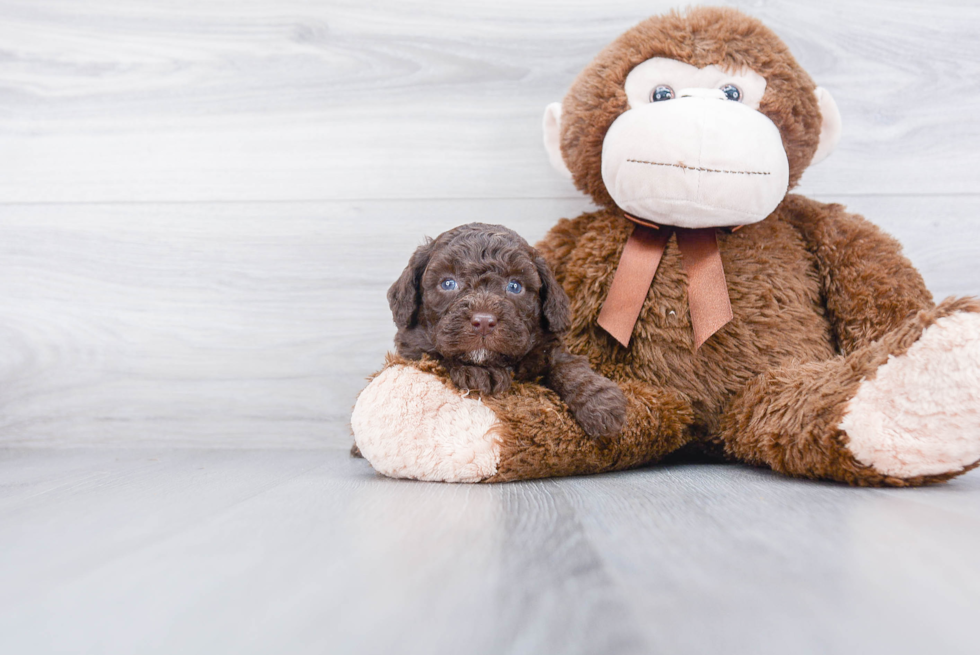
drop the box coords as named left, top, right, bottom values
left=387, top=223, right=627, bottom=438
left=362, top=7, right=979, bottom=486
left=476, top=196, right=979, bottom=485
left=721, top=296, right=980, bottom=486
left=780, top=195, right=936, bottom=353
left=499, top=7, right=977, bottom=485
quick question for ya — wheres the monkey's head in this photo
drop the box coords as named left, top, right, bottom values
left=543, top=7, right=841, bottom=229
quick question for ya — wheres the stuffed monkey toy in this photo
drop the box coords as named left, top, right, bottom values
left=351, top=6, right=980, bottom=486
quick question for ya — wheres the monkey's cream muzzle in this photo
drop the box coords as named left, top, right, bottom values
left=600, top=92, right=790, bottom=229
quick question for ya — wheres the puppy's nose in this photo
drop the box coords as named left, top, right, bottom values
left=471, top=313, right=497, bottom=336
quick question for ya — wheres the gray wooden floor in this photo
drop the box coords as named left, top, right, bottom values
left=1, top=449, right=979, bottom=654
left=1, top=1, right=979, bottom=653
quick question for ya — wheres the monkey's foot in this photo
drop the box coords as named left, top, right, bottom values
left=351, top=365, right=501, bottom=482
left=840, top=312, right=980, bottom=479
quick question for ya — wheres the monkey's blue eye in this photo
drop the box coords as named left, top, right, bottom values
left=506, top=280, right=523, bottom=294
left=650, top=85, right=674, bottom=102
left=440, top=278, right=458, bottom=291
left=721, top=84, right=741, bottom=102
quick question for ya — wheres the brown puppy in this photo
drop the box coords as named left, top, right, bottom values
left=388, top=223, right=626, bottom=438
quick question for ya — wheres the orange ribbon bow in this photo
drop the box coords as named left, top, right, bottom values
left=597, top=213, right=734, bottom=350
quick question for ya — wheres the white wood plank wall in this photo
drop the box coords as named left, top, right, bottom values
left=1, top=0, right=979, bottom=448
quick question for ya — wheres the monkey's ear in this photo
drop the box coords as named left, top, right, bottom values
left=810, top=87, right=842, bottom=166
left=542, top=102, right=573, bottom=179
left=387, top=238, right=435, bottom=329
left=535, top=255, right=571, bottom=333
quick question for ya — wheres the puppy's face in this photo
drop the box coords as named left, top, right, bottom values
left=388, top=223, right=570, bottom=365
left=421, top=236, right=541, bottom=364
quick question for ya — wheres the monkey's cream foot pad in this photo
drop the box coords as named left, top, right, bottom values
left=841, top=312, right=980, bottom=479
left=352, top=365, right=501, bottom=482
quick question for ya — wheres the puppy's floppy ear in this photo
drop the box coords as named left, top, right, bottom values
left=534, top=254, right=570, bottom=333
left=388, top=238, right=435, bottom=329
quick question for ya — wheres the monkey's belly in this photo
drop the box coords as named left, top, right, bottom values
left=565, top=215, right=837, bottom=433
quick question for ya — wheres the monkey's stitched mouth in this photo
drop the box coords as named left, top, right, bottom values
left=626, top=159, right=771, bottom=176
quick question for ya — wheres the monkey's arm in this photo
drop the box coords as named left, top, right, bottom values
left=782, top=194, right=934, bottom=354
left=351, top=354, right=693, bottom=483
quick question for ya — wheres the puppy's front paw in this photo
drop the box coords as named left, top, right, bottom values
left=570, top=378, right=627, bottom=438
left=449, top=365, right=512, bottom=396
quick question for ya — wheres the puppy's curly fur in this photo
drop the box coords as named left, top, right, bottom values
left=388, top=223, right=627, bottom=438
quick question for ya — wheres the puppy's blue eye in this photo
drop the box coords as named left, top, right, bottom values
left=506, top=280, right=523, bottom=294
left=440, top=278, right=458, bottom=291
